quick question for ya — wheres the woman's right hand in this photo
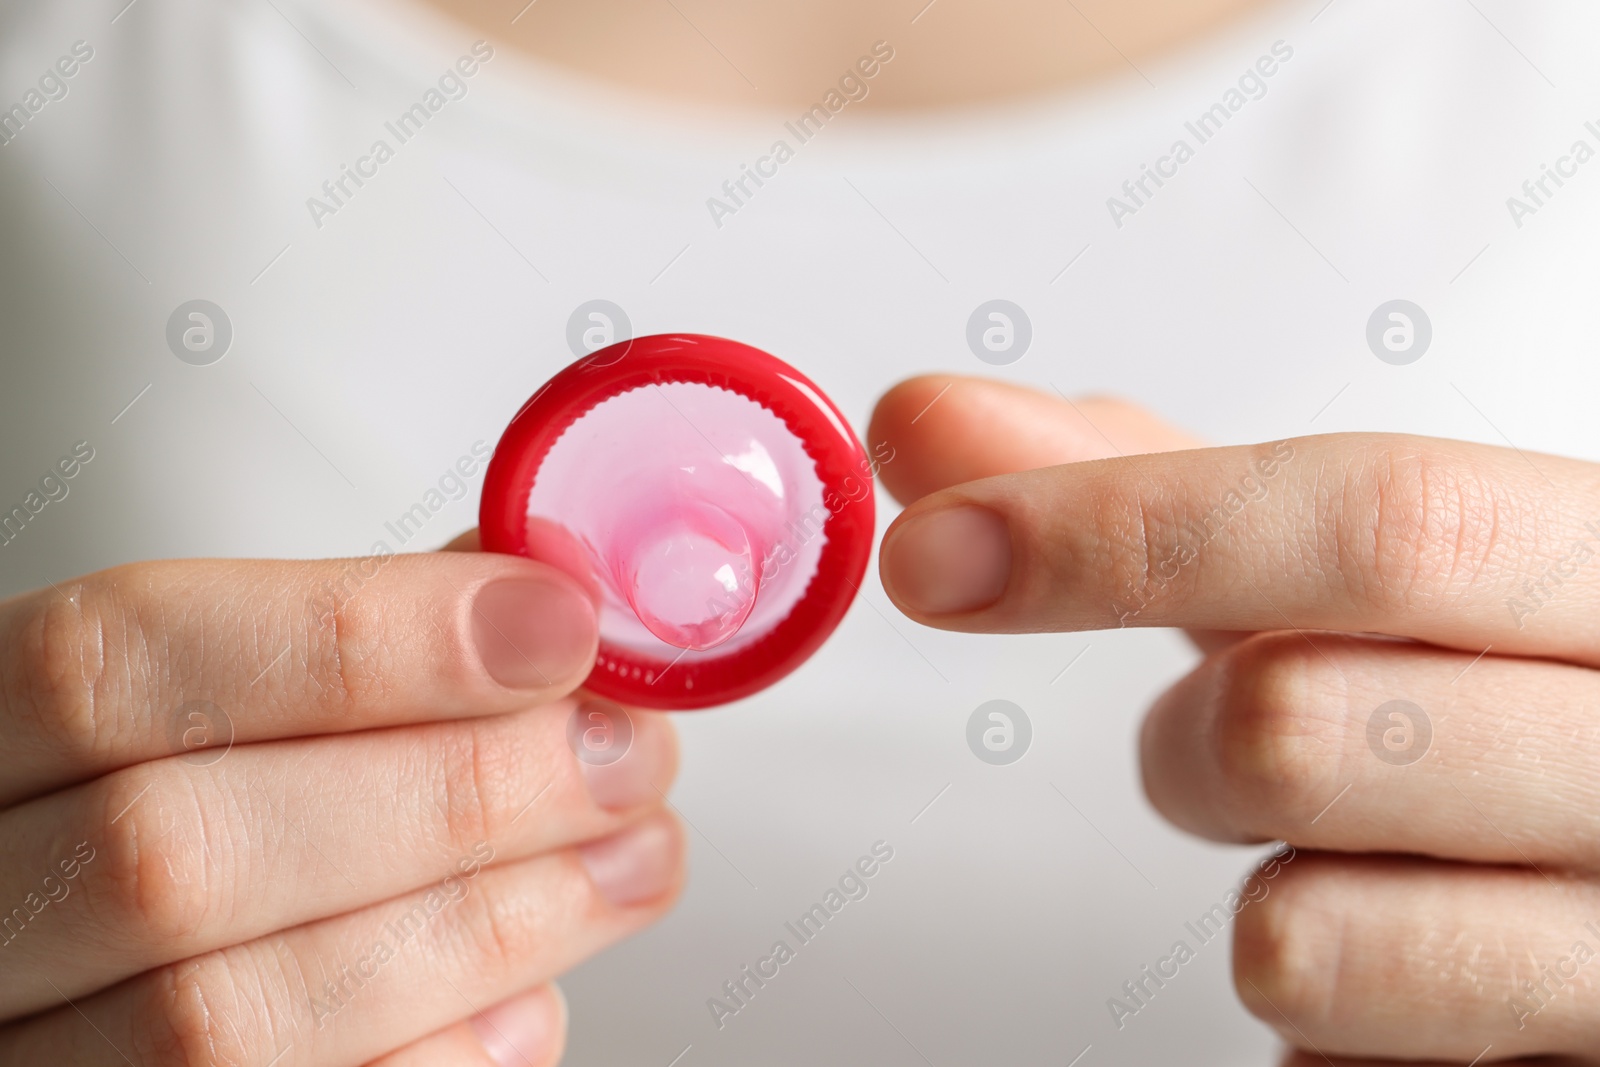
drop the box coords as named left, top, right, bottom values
left=0, top=539, right=683, bottom=1066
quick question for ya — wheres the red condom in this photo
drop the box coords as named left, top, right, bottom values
left=480, top=334, right=875, bottom=709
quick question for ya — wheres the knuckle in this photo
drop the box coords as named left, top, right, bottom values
left=430, top=709, right=583, bottom=849
left=309, top=586, right=394, bottom=715
left=4, top=571, right=135, bottom=765
left=452, top=867, right=574, bottom=977
left=1079, top=477, right=1195, bottom=621
left=429, top=717, right=520, bottom=849
left=1210, top=634, right=1343, bottom=825
left=306, top=558, right=476, bottom=714
left=1329, top=444, right=1520, bottom=614
left=304, top=556, right=477, bottom=714
left=96, top=766, right=216, bottom=945
left=466, top=886, right=537, bottom=975
left=131, top=952, right=255, bottom=1067
left=1232, top=857, right=1342, bottom=1036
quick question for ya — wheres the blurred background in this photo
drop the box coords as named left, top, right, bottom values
left=2, top=0, right=1598, bottom=1062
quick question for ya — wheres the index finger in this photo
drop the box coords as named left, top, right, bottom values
left=0, top=544, right=597, bottom=806
left=879, top=433, right=1600, bottom=666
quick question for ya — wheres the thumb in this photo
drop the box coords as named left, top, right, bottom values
left=869, top=377, right=1239, bottom=652
left=867, top=376, right=1203, bottom=506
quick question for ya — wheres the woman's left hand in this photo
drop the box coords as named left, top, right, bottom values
left=872, top=375, right=1600, bottom=1065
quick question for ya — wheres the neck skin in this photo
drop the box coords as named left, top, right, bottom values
left=419, top=0, right=1274, bottom=110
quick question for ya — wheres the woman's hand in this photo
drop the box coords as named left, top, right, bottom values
left=873, top=375, right=1600, bottom=1065
left=0, top=538, right=683, bottom=1066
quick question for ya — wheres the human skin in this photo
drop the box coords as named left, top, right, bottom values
left=6, top=3, right=1579, bottom=1063
left=0, top=534, right=684, bottom=1067
left=872, top=376, right=1600, bottom=1064
left=421, top=0, right=1275, bottom=109
left=431, top=0, right=1600, bottom=1055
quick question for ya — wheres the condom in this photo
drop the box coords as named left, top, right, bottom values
left=480, top=334, right=876, bottom=710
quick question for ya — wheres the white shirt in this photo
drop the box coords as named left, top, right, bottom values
left=2, top=0, right=1598, bottom=1062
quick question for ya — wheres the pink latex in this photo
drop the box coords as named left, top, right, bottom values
left=526, top=382, right=827, bottom=660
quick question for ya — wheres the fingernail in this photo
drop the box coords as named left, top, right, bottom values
left=471, top=984, right=565, bottom=1067
left=579, top=711, right=671, bottom=811
left=883, top=504, right=1011, bottom=615
left=579, top=817, right=680, bottom=907
left=473, top=577, right=597, bottom=689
